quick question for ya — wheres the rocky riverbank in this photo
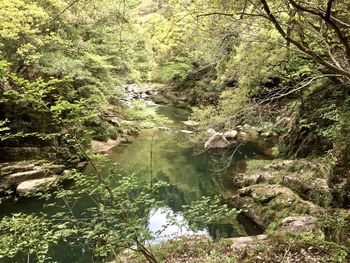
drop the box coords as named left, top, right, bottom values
left=0, top=160, right=68, bottom=195
left=0, top=83, right=163, bottom=196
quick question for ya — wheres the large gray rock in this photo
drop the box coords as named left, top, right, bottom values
left=0, top=169, right=46, bottom=190
left=278, top=216, right=317, bottom=233
left=229, top=235, right=267, bottom=251
left=91, top=139, right=122, bottom=153
left=204, top=133, right=230, bottom=149
left=16, top=177, right=58, bottom=195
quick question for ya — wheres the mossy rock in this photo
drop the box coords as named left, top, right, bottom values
left=227, top=184, right=321, bottom=228
left=238, top=159, right=333, bottom=207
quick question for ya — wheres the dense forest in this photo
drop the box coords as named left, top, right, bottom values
left=0, top=0, right=350, bottom=262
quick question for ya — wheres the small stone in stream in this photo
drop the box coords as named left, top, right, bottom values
left=204, top=133, right=230, bottom=149
left=182, top=121, right=199, bottom=127
left=140, top=93, right=148, bottom=99
left=224, top=130, right=238, bottom=140
left=158, top=127, right=171, bottom=131
left=145, top=101, right=157, bottom=107
left=180, top=130, right=194, bottom=134
left=237, top=131, right=248, bottom=140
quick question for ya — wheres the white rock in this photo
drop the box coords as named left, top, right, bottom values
left=140, top=93, right=148, bottom=99
left=224, top=130, right=238, bottom=140
left=145, top=101, right=157, bottom=107
left=16, top=177, right=58, bottom=194
left=237, top=131, right=248, bottom=140
left=182, top=121, right=199, bottom=127
left=180, top=130, right=194, bottom=134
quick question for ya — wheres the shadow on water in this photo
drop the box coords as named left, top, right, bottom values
left=0, top=105, right=269, bottom=262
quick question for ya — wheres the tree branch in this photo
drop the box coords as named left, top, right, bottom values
left=259, top=0, right=350, bottom=79
left=288, top=0, right=350, bottom=61
left=196, top=12, right=266, bottom=19
left=325, top=0, right=335, bottom=20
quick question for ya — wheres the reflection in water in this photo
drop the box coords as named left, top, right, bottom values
left=148, top=207, right=207, bottom=244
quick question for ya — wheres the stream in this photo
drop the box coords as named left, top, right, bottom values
left=0, top=104, right=269, bottom=262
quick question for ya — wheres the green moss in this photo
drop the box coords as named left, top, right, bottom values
left=240, top=158, right=333, bottom=207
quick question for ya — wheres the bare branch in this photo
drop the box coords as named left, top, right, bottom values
left=196, top=12, right=265, bottom=19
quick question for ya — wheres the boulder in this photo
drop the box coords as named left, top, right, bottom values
left=0, top=169, right=46, bottom=190
left=224, top=130, right=238, bottom=140
left=229, top=235, right=267, bottom=251
left=204, top=133, right=230, bottom=149
left=16, top=177, right=58, bottom=195
left=91, top=139, right=121, bottom=153
left=237, top=131, right=248, bottom=141
left=278, top=216, right=317, bottom=233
